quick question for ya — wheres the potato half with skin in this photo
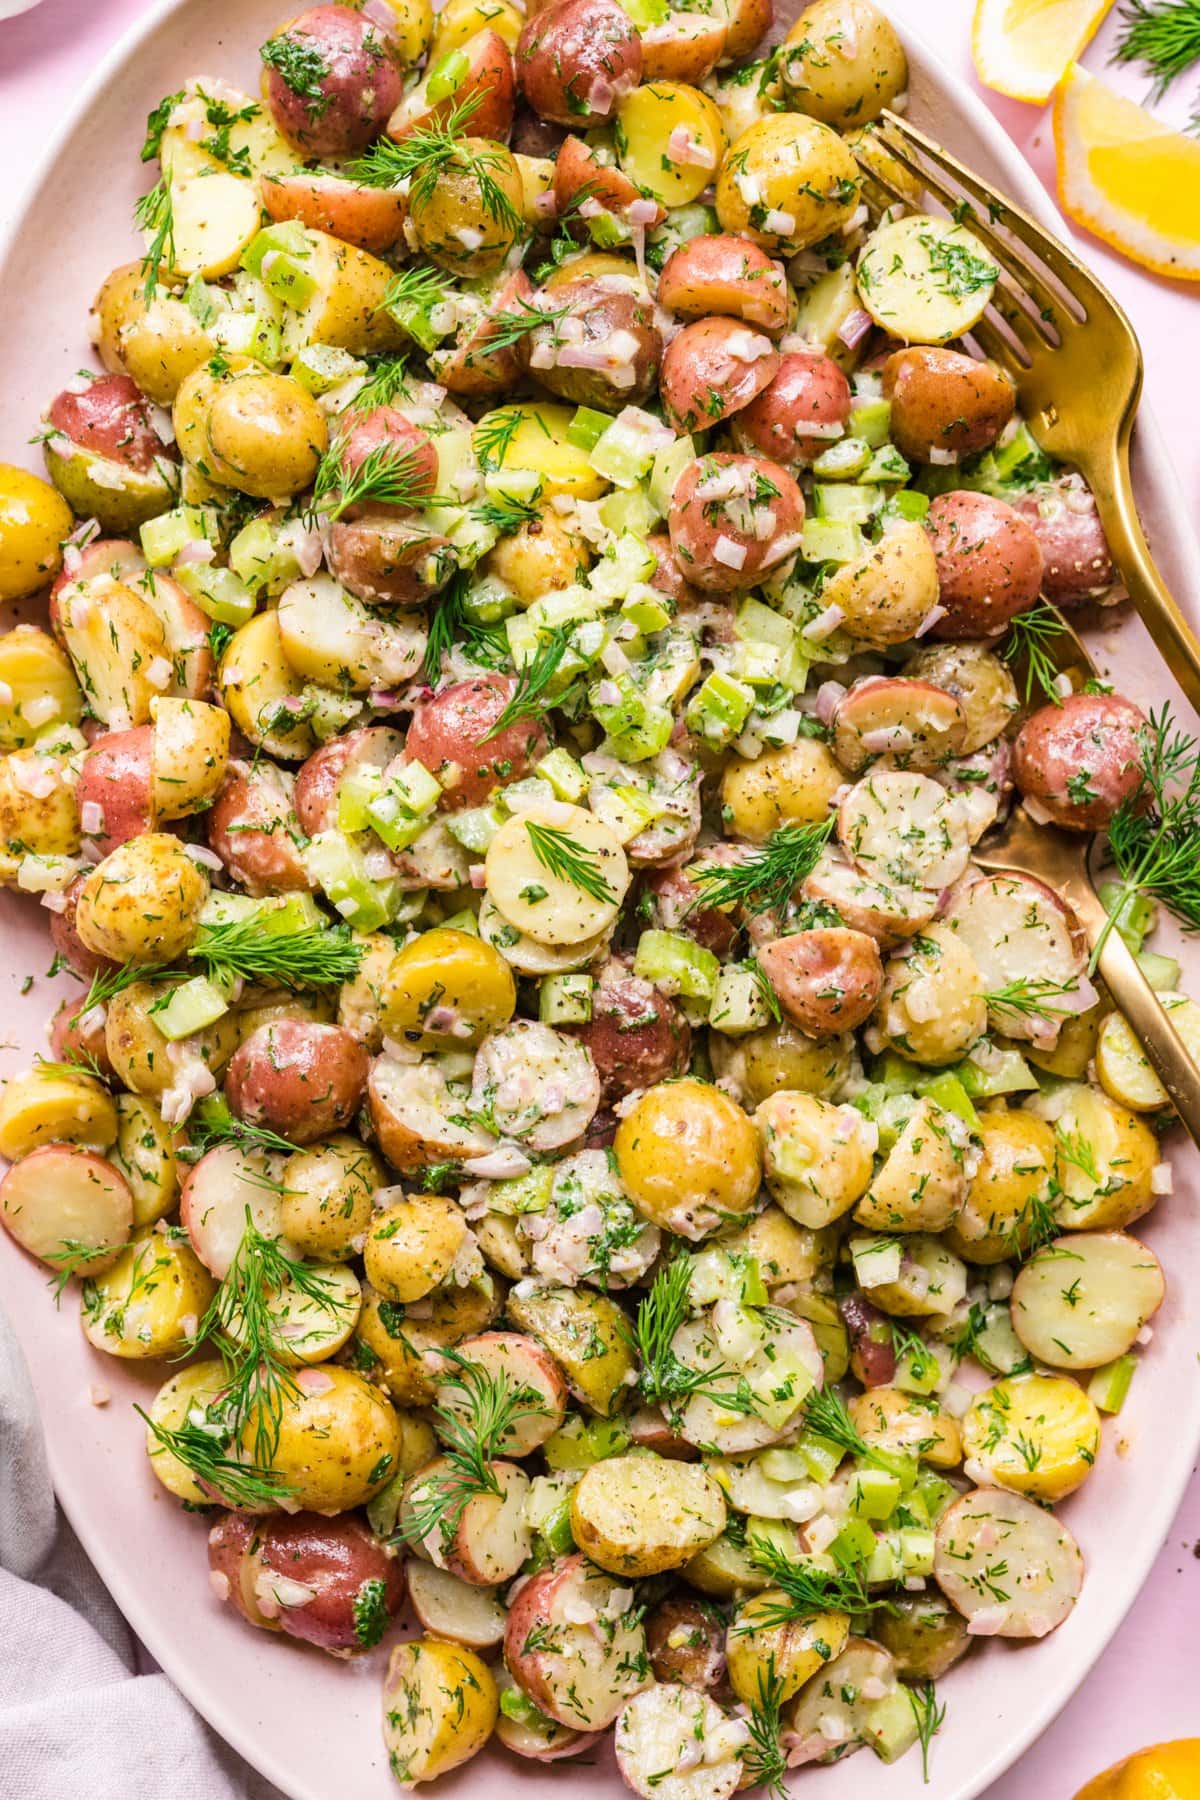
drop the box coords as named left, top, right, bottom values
left=781, top=0, right=907, bottom=126
left=570, top=1455, right=727, bottom=1577
left=76, top=833, right=208, bottom=966
left=726, top=1591, right=850, bottom=1703
left=256, top=1365, right=403, bottom=1513
left=1011, top=1231, right=1165, bottom=1371
left=874, top=924, right=987, bottom=1069
left=279, top=1137, right=382, bottom=1263
left=1049, top=1083, right=1159, bottom=1231
left=0, top=623, right=83, bottom=749
left=356, top=1280, right=502, bottom=1408
left=720, top=739, right=843, bottom=844
left=0, top=465, right=74, bottom=603
left=382, top=1638, right=498, bottom=1784
left=145, top=1361, right=228, bottom=1502
left=112, top=1093, right=181, bottom=1228
left=948, top=1108, right=1058, bottom=1264
left=962, top=1374, right=1100, bottom=1503
left=0, top=1145, right=132, bottom=1273
left=503, top=1553, right=651, bottom=1730
left=80, top=1229, right=215, bottom=1360
left=378, top=927, right=516, bottom=1050
left=505, top=1284, right=635, bottom=1417
left=850, top=1384, right=963, bottom=1469
left=934, top=1487, right=1083, bottom=1639
left=615, top=1684, right=746, bottom=1800
left=820, top=519, right=940, bottom=648
left=0, top=1066, right=117, bottom=1161
left=616, top=1078, right=760, bottom=1239
left=710, top=1016, right=853, bottom=1109
left=855, top=1096, right=971, bottom=1234
left=872, top=1592, right=971, bottom=1682
left=364, top=1194, right=469, bottom=1304
left=882, top=347, right=1015, bottom=464
left=716, top=113, right=860, bottom=253
left=756, top=1091, right=874, bottom=1229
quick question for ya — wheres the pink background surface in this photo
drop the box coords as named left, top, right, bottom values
left=0, top=0, right=1197, bottom=1792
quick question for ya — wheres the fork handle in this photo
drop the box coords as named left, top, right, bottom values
left=1086, top=437, right=1200, bottom=722
left=1093, top=925, right=1200, bottom=1149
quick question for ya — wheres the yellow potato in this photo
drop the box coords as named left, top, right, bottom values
left=684, top=1529, right=777, bottom=1599
left=718, top=1203, right=829, bottom=1287
left=726, top=1593, right=851, bottom=1702
left=486, top=805, right=629, bottom=946
left=364, top=1194, right=469, bottom=1304
left=76, top=834, right=208, bottom=965
left=356, top=1278, right=502, bottom=1406
left=375, top=0, right=436, bottom=60
left=820, top=521, right=940, bottom=647
left=281, top=230, right=405, bottom=358
left=150, top=696, right=231, bottom=818
left=875, top=925, right=987, bottom=1068
left=0, top=465, right=74, bottom=603
left=709, top=1017, right=853, bottom=1107
left=616, top=83, right=727, bottom=207
left=280, top=1136, right=384, bottom=1262
left=472, top=404, right=608, bottom=500
left=0, top=625, right=83, bottom=747
left=1095, top=998, right=1200, bottom=1113
left=506, top=1284, right=635, bottom=1417
left=165, top=171, right=263, bottom=281
left=862, top=1234, right=968, bottom=1319
left=947, top=1108, right=1058, bottom=1264
left=721, top=738, right=843, bottom=843
left=378, top=927, right=516, bottom=1050
left=848, top=1385, right=962, bottom=1470
left=570, top=1455, right=726, bottom=1577
left=484, top=508, right=590, bottom=607
left=80, top=1228, right=215, bottom=1360
left=857, top=215, right=998, bottom=345
left=158, top=79, right=296, bottom=181
left=256, top=1365, right=403, bottom=1512
left=202, top=373, right=327, bottom=499
left=91, top=262, right=215, bottom=405
left=716, top=112, right=860, bottom=252
left=1051, top=1084, right=1158, bottom=1231
left=962, top=1373, right=1100, bottom=1503
left=382, top=1639, right=498, bottom=1784
left=788, top=263, right=860, bottom=359
left=855, top=1097, right=969, bottom=1234
left=105, top=979, right=240, bottom=1100
left=0, top=1066, right=118, bottom=1161
left=616, top=1077, right=761, bottom=1237
left=218, top=610, right=319, bottom=761
left=145, top=1360, right=229, bottom=1502
left=54, top=578, right=169, bottom=727
left=756, top=1091, right=874, bottom=1229
left=781, top=0, right=907, bottom=126
left=430, top=0, right=520, bottom=57
left=225, top=1261, right=362, bottom=1367
left=112, top=1093, right=181, bottom=1227
left=411, top=140, right=525, bottom=277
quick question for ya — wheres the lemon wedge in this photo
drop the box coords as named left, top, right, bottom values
left=1054, top=64, right=1200, bottom=280
left=972, top=0, right=1114, bottom=103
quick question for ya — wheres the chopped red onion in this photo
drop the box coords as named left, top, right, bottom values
left=836, top=307, right=873, bottom=349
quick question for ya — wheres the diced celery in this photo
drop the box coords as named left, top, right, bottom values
left=567, top=406, right=611, bottom=452
left=591, top=673, right=674, bottom=761
left=649, top=433, right=695, bottom=515
left=590, top=532, right=656, bottom=601
left=587, top=209, right=631, bottom=251
left=789, top=1432, right=845, bottom=1484
left=708, top=963, right=773, bottom=1036
left=991, top=419, right=1051, bottom=486
left=1138, top=950, right=1181, bottom=991
left=542, top=1415, right=630, bottom=1471
left=365, top=1472, right=404, bottom=1538
left=1098, top=881, right=1156, bottom=954
left=735, top=596, right=793, bottom=649
left=139, top=505, right=220, bottom=568
left=536, top=747, right=589, bottom=804
left=590, top=782, right=664, bottom=845
left=172, top=562, right=257, bottom=627
left=488, top=1167, right=554, bottom=1218
left=850, top=1233, right=903, bottom=1288
left=954, top=1042, right=1037, bottom=1097
left=290, top=344, right=365, bottom=395
left=812, top=435, right=871, bottom=479
left=834, top=1518, right=877, bottom=1567
left=336, top=764, right=384, bottom=833
left=643, top=625, right=702, bottom=708
left=212, top=310, right=282, bottom=365
left=537, top=1496, right=576, bottom=1556
left=303, top=831, right=398, bottom=931
left=228, top=512, right=305, bottom=595
left=732, top=640, right=783, bottom=687
left=482, top=461, right=541, bottom=506
left=863, top=444, right=913, bottom=485
left=500, top=777, right=556, bottom=815
left=1087, top=1352, right=1137, bottom=1414
left=366, top=794, right=432, bottom=852
left=757, top=1447, right=811, bottom=1485
left=304, top=684, right=364, bottom=742
left=872, top=1050, right=924, bottom=1095
left=864, top=1689, right=921, bottom=1764
left=499, top=1687, right=544, bottom=1728
left=540, top=972, right=594, bottom=1025
left=894, top=1528, right=935, bottom=1576
left=800, top=518, right=865, bottom=564
left=426, top=45, right=470, bottom=100
left=592, top=410, right=667, bottom=489
left=521, top=584, right=606, bottom=636
left=915, top=1070, right=980, bottom=1131
left=893, top=1340, right=942, bottom=1398
left=848, top=398, right=892, bottom=447
left=617, top=0, right=668, bottom=24
left=241, top=222, right=318, bottom=307
left=969, top=1305, right=1030, bottom=1378
left=437, top=907, right=479, bottom=935
left=386, top=278, right=452, bottom=354
left=462, top=573, right=518, bottom=627
left=445, top=804, right=503, bottom=853
left=848, top=1468, right=902, bottom=1522
left=813, top=481, right=882, bottom=524
left=152, top=975, right=230, bottom=1042
left=685, top=670, right=755, bottom=750
left=599, top=483, right=659, bottom=538
left=621, top=584, right=672, bottom=635
left=689, top=1248, right=766, bottom=1308
left=633, top=929, right=719, bottom=1001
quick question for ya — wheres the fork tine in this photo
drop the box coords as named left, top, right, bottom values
left=965, top=311, right=1032, bottom=376
left=875, top=112, right=1094, bottom=323
left=868, top=120, right=1066, bottom=342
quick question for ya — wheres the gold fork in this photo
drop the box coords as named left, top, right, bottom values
left=852, top=110, right=1200, bottom=720
left=971, top=610, right=1200, bottom=1145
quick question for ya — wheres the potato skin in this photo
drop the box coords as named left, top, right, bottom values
left=259, top=170, right=408, bottom=254
left=520, top=272, right=662, bottom=411
left=261, top=5, right=403, bottom=156
left=645, top=1596, right=726, bottom=1690
left=882, top=347, right=1015, bottom=463
left=570, top=1455, right=726, bottom=1576
left=47, top=371, right=174, bottom=471
left=75, top=727, right=154, bottom=855
left=516, top=0, right=642, bottom=126
left=758, top=928, right=882, bottom=1038
left=1012, top=477, right=1114, bottom=604
left=781, top=0, right=907, bottom=126
left=76, top=833, right=208, bottom=965
left=669, top=452, right=805, bottom=593
left=659, top=317, right=779, bottom=434
left=872, top=1592, right=971, bottom=1681
left=382, top=1638, right=498, bottom=1783
left=259, top=1366, right=403, bottom=1513
left=1013, top=691, right=1147, bottom=832
left=207, top=761, right=312, bottom=896
left=209, top=1509, right=404, bottom=1652
left=927, top=491, right=1044, bottom=638
left=657, top=235, right=788, bottom=333
left=404, top=674, right=552, bottom=808
left=565, top=957, right=690, bottom=1101
left=615, top=1078, right=761, bottom=1238
left=226, top=1020, right=369, bottom=1146
left=0, top=464, right=74, bottom=602
left=731, top=350, right=852, bottom=467
left=715, top=113, right=860, bottom=253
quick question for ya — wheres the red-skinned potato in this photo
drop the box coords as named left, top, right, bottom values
left=669, top=452, right=804, bottom=592
left=430, top=268, right=538, bottom=397
left=329, top=408, right=439, bottom=519
left=261, top=5, right=403, bottom=156
left=640, top=13, right=727, bottom=83
left=552, top=136, right=665, bottom=231
left=516, top=0, right=642, bottom=126
left=757, top=928, right=883, bottom=1037
left=259, top=170, right=408, bottom=254
left=503, top=1553, right=651, bottom=1728
left=207, top=760, right=313, bottom=895
left=388, top=28, right=515, bottom=143
left=324, top=509, right=454, bottom=608
left=840, top=1291, right=897, bottom=1388
left=730, top=350, right=852, bottom=467
left=520, top=268, right=661, bottom=410
left=42, top=373, right=178, bottom=536
left=48, top=874, right=116, bottom=980
left=831, top=676, right=968, bottom=774
left=645, top=1596, right=726, bottom=1689
left=643, top=861, right=739, bottom=957
left=0, top=1144, right=132, bottom=1271
left=656, top=235, right=788, bottom=333
left=404, top=673, right=552, bottom=808
left=1013, top=691, right=1147, bottom=831
left=48, top=535, right=144, bottom=607
left=645, top=532, right=705, bottom=609
left=76, top=727, right=154, bottom=854
left=139, top=571, right=213, bottom=701
left=405, top=1455, right=531, bottom=1584
left=659, top=317, right=779, bottom=432
left=226, top=1020, right=370, bottom=1146
left=209, top=1510, right=404, bottom=1653
left=435, top=1332, right=568, bottom=1452
left=627, top=1405, right=699, bottom=1461
left=720, top=0, right=773, bottom=60
left=46, top=372, right=173, bottom=472
left=50, top=996, right=115, bottom=1078
left=927, top=491, right=1044, bottom=638
left=882, top=347, right=1015, bottom=463
left=1012, top=477, right=1115, bottom=605
left=564, top=956, right=691, bottom=1100
left=293, top=726, right=405, bottom=835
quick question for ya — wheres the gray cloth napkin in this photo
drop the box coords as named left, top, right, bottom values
left=0, top=1306, right=284, bottom=1800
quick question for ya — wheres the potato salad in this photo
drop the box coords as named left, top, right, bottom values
left=0, top=0, right=1190, bottom=1791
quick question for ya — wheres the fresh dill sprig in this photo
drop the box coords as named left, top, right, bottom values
left=1001, top=1190, right=1060, bottom=1259
left=44, top=1238, right=119, bottom=1307
left=33, top=1050, right=106, bottom=1082
left=260, top=31, right=333, bottom=120
left=632, top=1258, right=755, bottom=1418
left=889, top=1320, right=938, bottom=1386
left=69, top=960, right=174, bottom=1026
left=999, top=599, right=1069, bottom=706
left=906, top=1679, right=946, bottom=1784
left=191, top=915, right=364, bottom=991
left=483, top=628, right=577, bottom=739
left=138, top=1401, right=297, bottom=1510
left=134, top=178, right=176, bottom=301
left=984, top=976, right=1080, bottom=1022
left=470, top=297, right=570, bottom=360
left=744, top=1537, right=877, bottom=1626
left=473, top=486, right=544, bottom=537
left=196, top=1208, right=355, bottom=1467
left=1094, top=705, right=1200, bottom=966
left=748, top=957, right=782, bottom=1022
left=352, top=355, right=411, bottom=411
left=525, top=819, right=617, bottom=906
left=741, top=1661, right=790, bottom=1800
left=349, top=91, right=484, bottom=188
left=398, top=1347, right=547, bottom=1548
left=691, top=819, right=835, bottom=919
left=187, top=1096, right=301, bottom=1160
left=474, top=406, right=539, bottom=474
left=1113, top=0, right=1200, bottom=96
left=306, top=434, right=437, bottom=527
left=422, top=572, right=509, bottom=686
left=141, top=89, right=185, bottom=161
left=1055, top=1123, right=1100, bottom=1186
left=801, top=1385, right=875, bottom=1463
left=380, top=264, right=452, bottom=327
